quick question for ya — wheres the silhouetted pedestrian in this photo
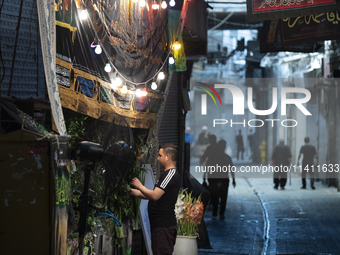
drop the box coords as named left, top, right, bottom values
left=197, top=126, right=209, bottom=145
left=185, top=127, right=195, bottom=145
left=200, top=134, right=217, bottom=166
left=207, top=139, right=236, bottom=220
left=298, top=137, right=317, bottom=189
left=236, top=129, right=244, bottom=160
left=201, top=134, right=217, bottom=185
left=194, top=126, right=209, bottom=158
left=272, top=139, right=291, bottom=190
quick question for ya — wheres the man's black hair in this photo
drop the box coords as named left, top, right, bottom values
left=160, top=144, right=178, bottom=162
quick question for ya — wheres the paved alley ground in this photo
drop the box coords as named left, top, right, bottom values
left=197, top=172, right=340, bottom=255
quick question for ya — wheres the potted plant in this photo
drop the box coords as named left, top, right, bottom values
left=173, top=189, right=204, bottom=255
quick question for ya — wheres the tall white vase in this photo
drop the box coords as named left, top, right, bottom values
left=173, top=235, right=198, bottom=255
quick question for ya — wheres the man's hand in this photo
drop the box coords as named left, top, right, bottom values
left=232, top=180, right=236, bottom=188
left=131, top=177, right=143, bottom=189
left=130, top=178, right=164, bottom=200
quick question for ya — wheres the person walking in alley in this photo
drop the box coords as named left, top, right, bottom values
left=297, top=137, right=317, bottom=189
left=201, top=134, right=218, bottom=189
left=236, top=129, right=244, bottom=160
left=194, top=126, right=209, bottom=158
left=129, top=144, right=180, bottom=255
left=200, top=134, right=217, bottom=166
left=272, top=139, right=292, bottom=190
left=207, top=139, right=236, bottom=220
left=197, top=125, right=209, bottom=145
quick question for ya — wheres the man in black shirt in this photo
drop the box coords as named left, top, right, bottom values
left=272, top=140, right=292, bottom=190
left=298, top=137, right=317, bottom=189
left=130, top=144, right=180, bottom=255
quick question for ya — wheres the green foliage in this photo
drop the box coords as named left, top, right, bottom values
left=66, top=116, right=88, bottom=150
left=66, top=116, right=151, bottom=251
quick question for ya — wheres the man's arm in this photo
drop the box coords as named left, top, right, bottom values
left=200, top=146, right=209, bottom=165
left=228, top=157, right=236, bottom=188
left=297, top=147, right=303, bottom=163
left=297, top=153, right=301, bottom=164
left=231, top=171, right=236, bottom=188
left=271, top=147, right=277, bottom=165
left=129, top=188, right=148, bottom=199
left=131, top=177, right=165, bottom=201
left=313, top=147, right=318, bottom=163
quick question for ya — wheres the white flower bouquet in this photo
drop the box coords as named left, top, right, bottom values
left=174, top=189, right=204, bottom=236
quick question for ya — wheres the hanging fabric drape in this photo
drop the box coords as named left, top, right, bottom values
left=37, top=0, right=67, bottom=135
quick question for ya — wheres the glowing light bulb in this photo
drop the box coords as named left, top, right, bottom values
left=136, top=89, right=147, bottom=97
left=173, top=42, right=181, bottom=50
left=139, top=0, right=146, bottom=7
left=114, top=77, right=122, bottom=87
left=169, top=57, right=175, bottom=65
left=161, top=0, right=167, bottom=9
left=95, top=45, right=102, bottom=54
left=104, top=63, right=112, bottom=72
left=152, top=1, right=159, bottom=10
left=121, top=85, right=128, bottom=94
left=136, top=89, right=142, bottom=97
left=169, top=0, right=175, bottom=7
left=158, top=72, right=165, bottom=80
left=142, top=89, right=148, bottom=97
left=151, top=82, right=158, bottom=90
left=79, top=9, right=89, bottom=20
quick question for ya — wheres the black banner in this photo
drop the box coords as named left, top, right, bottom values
left=247, top=0, right=340, bottom=22
left=279, top=11, right=340, bottom=45
left=258, top=15, right=338, bottom=53
left=259, top=22, right=315, bottom=52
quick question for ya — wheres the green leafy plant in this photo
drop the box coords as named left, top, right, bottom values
left=66, top=116, right=88, bottom=150
left=66, top=116, right=153, bottom=253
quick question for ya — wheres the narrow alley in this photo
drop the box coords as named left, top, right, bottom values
left=199, top=174, right=340, bottom=255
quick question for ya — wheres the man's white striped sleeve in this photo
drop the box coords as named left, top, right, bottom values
left=160, top=169, right=176, bottom=189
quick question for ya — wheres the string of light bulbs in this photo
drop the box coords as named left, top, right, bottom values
left=76, top=0, right=183, bottom=93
